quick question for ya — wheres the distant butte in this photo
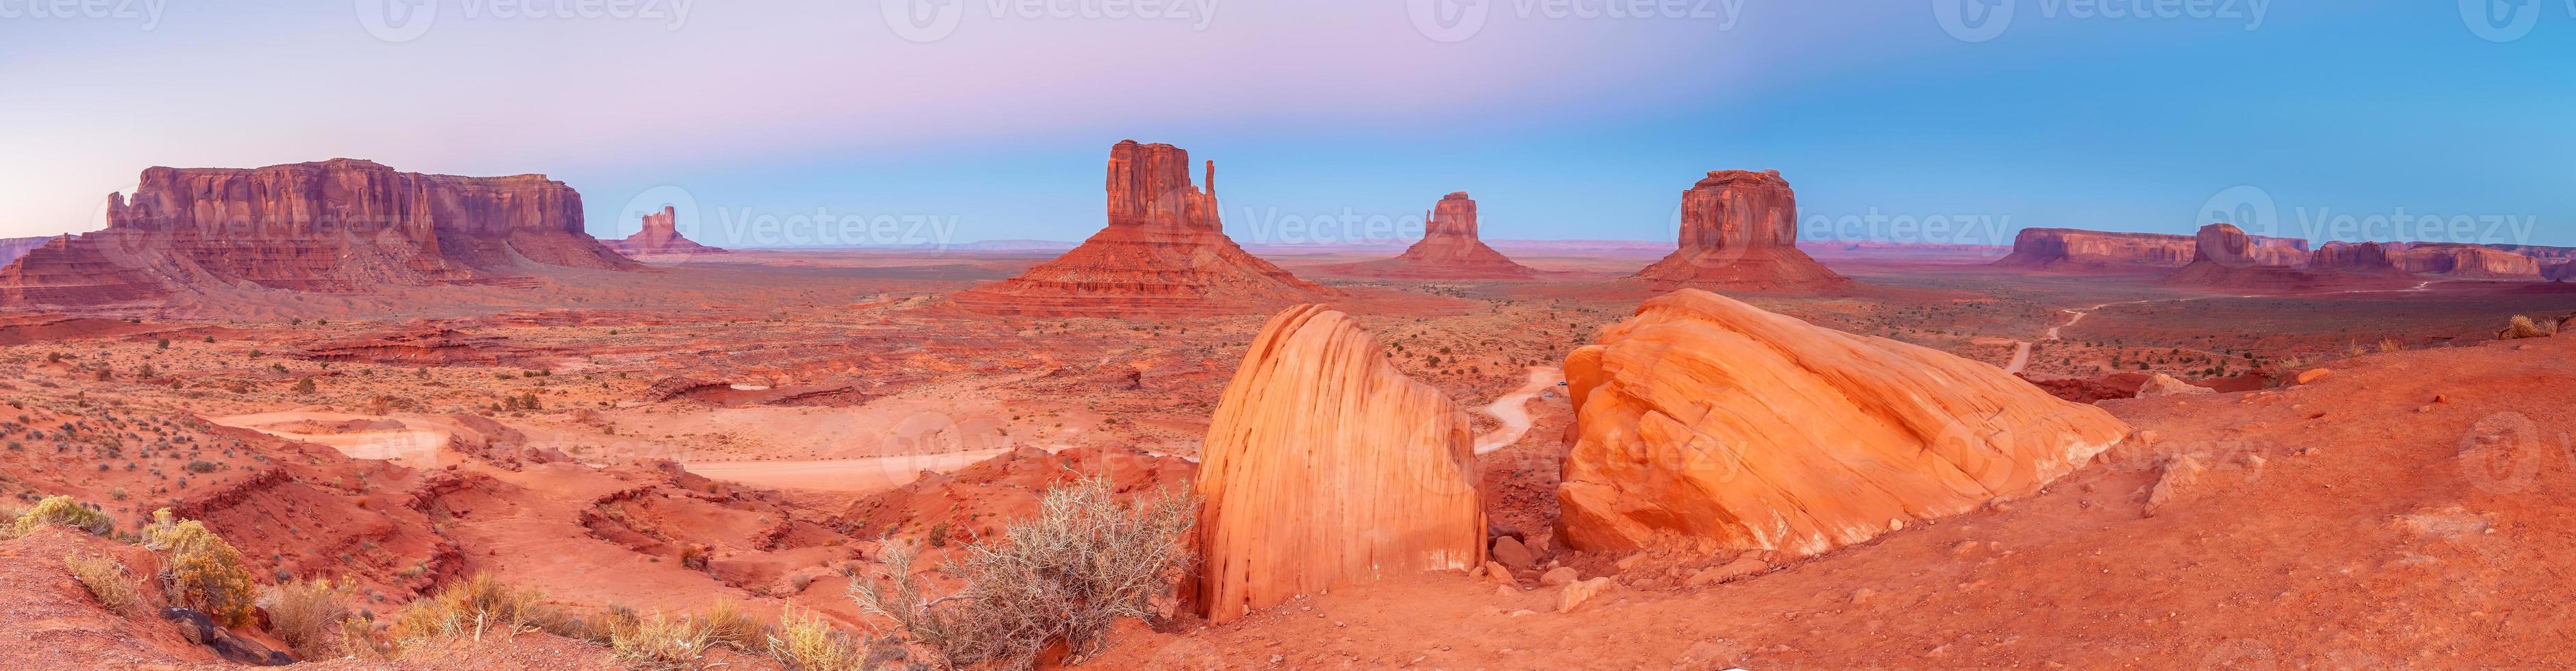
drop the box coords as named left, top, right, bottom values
left=1323, top=192, right=1538, bottom=279
left=950, top=140, right=1336, bottom=316
left=1627, top=170, right=1854, bottom=292
left=608, top=205, right=726, bottom=257
left=0, top=159, right=634, bottom=306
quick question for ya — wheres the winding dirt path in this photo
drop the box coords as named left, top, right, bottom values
left=1474, top=366, right=1564, bottom=455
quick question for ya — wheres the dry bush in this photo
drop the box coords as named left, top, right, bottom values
left=697, top=598, right=767, bottom=651
left=2499, top=314, right=2554, bottom=340
left=64, top=553, right=147, bottom=617
left=609, top=609, right=711, bottom=671
left=767, top=605, right=876, bottom=671
left=388, top=572, right=556, bottom=646
left=849, top=476, right=1198, bottom=670
left=143, top=509, right=257, bottom=627
left=12, top=495, right=114, bottom=537
left=260, top=577, right=358, bottom=659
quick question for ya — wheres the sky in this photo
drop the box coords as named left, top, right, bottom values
left=0, top=0, right=2569, bottom=249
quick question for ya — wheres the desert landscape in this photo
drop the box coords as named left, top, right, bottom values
left=4, top=3, right=2571, bottom=670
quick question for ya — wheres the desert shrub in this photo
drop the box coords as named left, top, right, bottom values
left=64, top=553, right=147, bottom=616
left=610, top=609, right=711, bottom=670
left=143, top=509, right=258, bottom=627
left=294, top=378, right=317, bottom=394
left=261, top=577, right=359, bottom=658
left=388, top=572, right=552, bottom=644
left=12, top=495, right=114, bottom=537
left=767, top=605, right=874, bottom=671
left=697, top=598, right=767, bottom=651
left=848, top=476, right=1197, bottom=670
left=2499, top=314, right=2554, bottom=340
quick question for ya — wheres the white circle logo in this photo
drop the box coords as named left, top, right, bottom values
left=1408, top=0, right=1490, bottom=43
left=1933, top=0, right=2014, bottom=42
left=2196, top=186, right=2279, bottom=238
left=2460, top=0, right=2542, bottom=42
left=356, top=0, right=438, bottom=43
left=882, top=0, right=965, bottom=43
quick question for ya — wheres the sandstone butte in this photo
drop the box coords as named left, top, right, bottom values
left=1555, top=289, right=2129, bottom=556
left=1996, top=227, right=2307, bottom=270
left=1324, top=192, right=1538, bottom=279
left=608, top=205, right=726, bottom=256
left=1196, top=304, right=1484, bottom=624
left=2162, top=224, right=2425, bottom=290
left=0, top=159, right=634, bottom=306
left=951, top=140, right=1335, bottom=316
left=2386, top=242, right=2544, bottom=280
left=1628, top=170, right=1853, bottom=292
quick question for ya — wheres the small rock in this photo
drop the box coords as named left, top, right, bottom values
left=1539, top=566, right=1579, bottom=587
left=1557, top=577, right=1613, bottom=613
left=1495, top=584, right=1515, bottom=598
left=1613, top=552, right=1648, bottom=572
left=1686, top=557, right=1770, bottom=587
left=2294, top=368, right=2333, bottom=385
left=1508, top=609, right=1537, bottom=618
left=1491, top=536, right=1535, bottom=571
left=1480, top=561, right=1511, bottom=583
left=1850, top=587, right=1878, bottom=605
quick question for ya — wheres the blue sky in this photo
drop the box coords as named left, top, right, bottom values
left=1, top=1, right=2568, bottom=247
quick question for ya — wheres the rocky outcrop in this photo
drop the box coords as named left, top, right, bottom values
left=952, top=141, right=1335, bottom=316
left=1324, top=192, right=1537, bottom=279
left=2162, top=224, right=2408, bottom=290
left=2544, top=261, right=2576, bottom=282
left=0, top=159, right=634, bottom=306
left=2307, top=241, right=2403, bottom=274
left=1628, top=170, right=1850, bottom=291
left=1196, top=305, right=1483, bottom=623
left=2390, top=243, right=2542, bottom=280
left=1555, top=290, right=2127, bottom=556
left=608, top=206, right=726, bottom=257
left=1998, top=227, right=2305, bottom=270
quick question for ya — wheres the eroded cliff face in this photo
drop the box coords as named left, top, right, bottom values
left=608, top=206, right=725, bottom=256
left=1197, top=305, right=1484, bottom=623
left=1998, top=227, right=2308, bottom=270
left=0, top=159, right=634, bottom=305
left=2390, top=243, right=2543, bottom=280
left=1556, top=290, right=2127, bottom=556
left=1628, top=170, right=1850, bottom=291
left=1328, top=192, right=1537, bottom=279
left=2309, top=241, right=2405, bottom=274
left=951, top=141, right=1335, bottom=316
left=0, top=236, right=50, bottom=268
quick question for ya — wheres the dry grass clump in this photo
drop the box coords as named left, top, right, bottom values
left=143, top=509, right=258, bottom=627
left=388, top=572, right=555, bottom=644
left=608, top=609, right=712, bottom=671
left=12, top=495, right=114, bottom=537
left=766, top=605, right=878, bottom=671
left=697, top=598, right=768, bottom=652
left=2498, top=314, right=2555, bottom=340
left=260, top=577, right=360, bottom=659
left=850, top=476, right=1198, bottom=670
left=64, top=553, right=147, bottom=617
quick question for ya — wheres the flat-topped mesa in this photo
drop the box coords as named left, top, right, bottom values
left=1324, top=191, right=1539, bottom=279
left=2390, top=242, right=2543, bottom=280
left=1556, top=290, right=2127, bottom=556
left=2308, top=241, right=2406, bottom=274
left=1998, top=227, right=2309, bottom=270
left=1629, top=170, right=1850, bottom=291
left=2163, top=224, right=2412, bottom=290
left=1196, top=305, right=1483, bottom=623
left=951, top=140, right=1336, bottom=317
left=0, top=159, right=635, bottom=306
left=608, top=205, right=726, bottom=256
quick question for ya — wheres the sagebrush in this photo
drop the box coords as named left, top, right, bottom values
left=12, top=495, right=114, bottom=537
left=64, top=553, right=147, bottom=617
left=849, top=475, right=1197, bottom=670
left=143, top=509, right=258, bottom=627
left=260, top=577, right=359, bottom=659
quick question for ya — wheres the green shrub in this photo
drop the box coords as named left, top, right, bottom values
left=12, top=495, right=114, bottom=537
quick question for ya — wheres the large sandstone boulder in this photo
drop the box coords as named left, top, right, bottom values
left=0, top=159, right=635, bottom=306
left=1628, top=170, right=1851, bottom=292
left=1556, top=290, right=2127, bottom=555
left=951, top=140, right=1335, bottom=316
left=1325, top=192, right=1537, bottom=279
left=1196, top=305, right=1483, bottom=623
